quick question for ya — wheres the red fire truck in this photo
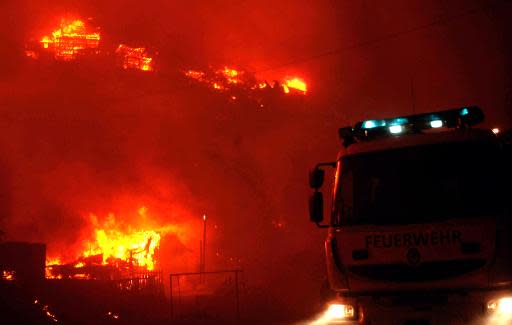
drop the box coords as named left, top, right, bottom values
left=309, top=106, right=511, bottom=324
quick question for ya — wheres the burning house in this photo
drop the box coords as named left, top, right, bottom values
left=39, top=19, right=101, bottom=61
left=0, top=211, right=174, bottom=324
left=116, top=44, right=155, bottom=72
left=44, top=209, right=175, bottom=286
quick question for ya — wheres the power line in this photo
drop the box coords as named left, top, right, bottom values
left=252, top=0, right=505, bottom=73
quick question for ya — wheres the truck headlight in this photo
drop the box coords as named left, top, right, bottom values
left=324, top=303, right=356, bottom=321
left=487, top=297, right=512, bottom=316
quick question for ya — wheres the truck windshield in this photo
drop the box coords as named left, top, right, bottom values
left=334, top=141, right=505, bottom=226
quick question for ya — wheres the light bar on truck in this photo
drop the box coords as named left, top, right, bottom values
left=338, top=106, right=484, bottom=147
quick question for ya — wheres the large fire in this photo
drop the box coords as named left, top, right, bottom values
left=40, top=19, right=100, bottom=60
left=116, top=44, right=154, bottom=72
left=30, top=17, right=310, bottom=96
left=283, top=77, right=307, bottom=94
left=46, top=207, right=182, bottom=280
left=83, top=214, right=162, bottom=270
left=184, top=66, right=307, bottom=96
left=184, top=66, right=246, bottom=90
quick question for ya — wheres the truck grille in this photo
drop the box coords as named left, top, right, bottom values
left=348, top=259, right=486, bottom=282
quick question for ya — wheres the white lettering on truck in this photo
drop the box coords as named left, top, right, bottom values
left=364, top=230, right=462, bottom=248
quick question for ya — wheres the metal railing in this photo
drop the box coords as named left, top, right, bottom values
left=169, top=269, right=243, bottom=322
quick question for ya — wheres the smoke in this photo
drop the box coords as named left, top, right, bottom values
left=0, top=0, right=511, bottom=321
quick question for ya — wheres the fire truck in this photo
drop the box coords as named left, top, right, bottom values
left=309, top=106, right=511, bottom=324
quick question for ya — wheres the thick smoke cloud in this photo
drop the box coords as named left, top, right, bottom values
left=0, top=0, right=511, bottom=320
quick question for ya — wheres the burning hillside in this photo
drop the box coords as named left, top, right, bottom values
left=27, top=16, right=308, bottom=93
left=183, top=66, right=307, bottom=108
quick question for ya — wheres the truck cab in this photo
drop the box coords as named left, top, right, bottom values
left=309, top=106, right=511, bottom=324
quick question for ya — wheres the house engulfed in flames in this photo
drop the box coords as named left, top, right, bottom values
left=33, top=18, right=155, bottom=73
left=40, top=19, right=100, bottom=61
left=115, top=44, right=154, bottom=72
left=45, top=208, right=179, bottom=285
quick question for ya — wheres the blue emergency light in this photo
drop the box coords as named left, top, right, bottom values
left=339, top=106, right=484, bottom=146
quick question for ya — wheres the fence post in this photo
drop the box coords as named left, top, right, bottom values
left=169, top=275, right=173, bottom=319
left=235, top=271, right=240, bottom=323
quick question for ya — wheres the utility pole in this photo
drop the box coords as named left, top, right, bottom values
left=202, top=214, right=207, bottom=273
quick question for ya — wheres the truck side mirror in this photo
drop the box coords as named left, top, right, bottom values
left=309, top=168, right=325, bottom=189
left=309, top=191, right=324, bottom=223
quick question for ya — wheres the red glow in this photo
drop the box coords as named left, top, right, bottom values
left=284, top=77, right=307, bottom=94
left=40, top=19, right=100, bottom=60
left=184, top=67, right=308, bottom=96
left=116, top=44, right=154, bottom=72
left=45, top=206, right=189, bottom=279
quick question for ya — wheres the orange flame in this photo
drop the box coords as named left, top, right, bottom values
left=219, top=67, right=241, bottom=84
left=116, top=44, right=154, bottom=72
left=46, top=257, right=62, bottom=266
left=183, top=67, right=308, bottom=96
left=83, top=214, right=162, bottom=270
left=185, top=70, right=206, bottom=81
left=284, top=77, right=307, bottom=94
left=40, top=19, right=100, bottom=60
left=46, top=207, right=184, bottom=278
left=2, top=270, right=15, bottom=281
left=212, top=82, right=223, bottom=90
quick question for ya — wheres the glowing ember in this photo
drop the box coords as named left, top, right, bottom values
left=116, top=44, right=154, bottom=72
left=492, top=128, right=500, bottom=134
left=185, top=70, right=206, bottom=81
left=74, top=262, right=85, bottom=268
left=284, top=77, right=307, bottom=94
left=40, top=19, right=100, bottom=60
left=34, top=300, right=59, bottom=323
left=2, top=270, right=15, bottom=281
left=25, top=50, right=39, bottom=59
left=219, top=67, right=241, bottom=84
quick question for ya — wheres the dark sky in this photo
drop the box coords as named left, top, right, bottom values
left=0, top=0, right=511, bottom=319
